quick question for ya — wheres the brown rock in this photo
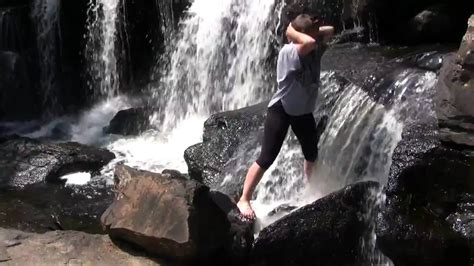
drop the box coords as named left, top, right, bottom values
left=436, top=15, right=474, bottom=146
left=101, top=165, right=231, bottom=262
left=0, top=228, right=160, bottom=265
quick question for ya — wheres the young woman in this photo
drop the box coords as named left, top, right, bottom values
left=237, top=14, right=334, bottom=219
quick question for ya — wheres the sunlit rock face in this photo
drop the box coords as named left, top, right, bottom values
left=0, top=228, right=160, bottom=265
left=102, top=165, right=254, bottom=264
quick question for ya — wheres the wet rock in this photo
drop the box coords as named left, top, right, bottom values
left=409, top=51, right=444, bottom=71
left=405, top=5, right=456, bottom=43
left=0, top=135, right=115, bottom=188
left=0, top=228, right=162, bottom=265
left=184, top=102, right=268, bottom=199
left=280, top=1, right=472, bottom=45
left=374, top=1, right=473, bottom=44
left=104, top=107, right=158, bottom=136
left=102, top=164, right=253, bottom=263
left=267, top=204, right=297, bottom=217
left=376, top=123, right=474, bottom=266
left=251, top=181, right=380, bottom=266
left=0, top=182, right=114, bottom=234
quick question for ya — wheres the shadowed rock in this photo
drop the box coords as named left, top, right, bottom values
left=376, top=123, right=474, bottom=266
left=0, top=135, right=115, bottom=188
left=0, top=182, right=114, bottom=234
left=251, top=181, right=380, bottom=266
left=104, top=107, right=158, bottom=136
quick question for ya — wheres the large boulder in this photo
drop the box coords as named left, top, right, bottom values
left=184, top=102, right=268, bottom=198
left=101, top=164, right=253, bottom=264
left=104, top=107, right=158, bottom=136
left=251, top=181, right=380, bottom=266
left=0, top=135, right=115, bottom=188
left=376, top=123, right=474, bottom=265
left=0, top=228, right=161, bottom=265
left=436, top=15, right=474, bottom=146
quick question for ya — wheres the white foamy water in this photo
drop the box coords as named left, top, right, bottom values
left=60, top=172, right=92, bottom=185
left=104, top=115, right=205, bottom=175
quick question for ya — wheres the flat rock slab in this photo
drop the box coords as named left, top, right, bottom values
left=0, top=135, right=115, bottom=188
left=0, top=228, right=161, bottom=265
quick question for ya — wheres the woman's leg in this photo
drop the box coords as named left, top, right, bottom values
left=291, top=113, right=319, bottom=181
left=238, top=103, right=289, bottom=219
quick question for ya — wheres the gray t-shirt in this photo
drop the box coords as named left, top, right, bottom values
left=268, top=43, right=326, bottom=116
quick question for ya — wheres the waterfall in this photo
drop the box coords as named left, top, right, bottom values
left=32, top=0, right=61, bottom=113
left=155, top=0, right=280, bottom=131
left=85, top=0, right=121, bottom=98
left=155, top=0, right=175, bottom=42
left=0, top=7, right=27, bottom=52
left=247, top=69, right=437, bottom=223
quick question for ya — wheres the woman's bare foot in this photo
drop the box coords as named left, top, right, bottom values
left=237, top=199, right=256, bottom=220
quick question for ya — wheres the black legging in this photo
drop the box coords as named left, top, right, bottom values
left=256, top=101, right=319, bottom=170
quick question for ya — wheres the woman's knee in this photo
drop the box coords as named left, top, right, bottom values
left=256, top=154, right=277, bottom=170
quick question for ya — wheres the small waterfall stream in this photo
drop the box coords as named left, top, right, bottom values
left=155, top=0, right=279, bottom=131
left=85, top=0, right=121, bottom=98
left=32, top=0, right=61, bottom=113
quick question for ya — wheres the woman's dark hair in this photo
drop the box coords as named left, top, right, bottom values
left=291, top=14, right=321, bottom=33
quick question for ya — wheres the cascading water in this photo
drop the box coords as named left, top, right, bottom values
left=85, top=0, right=121, bottom=98
left=155, top=0, right=279, bottom=131
left=103, top=0, right=281, bottom=174
left=32, top=0, right=61, bottom=113
left=252, top=70, right=437, bottom=218
left=0, top=8, right=27, bottom=52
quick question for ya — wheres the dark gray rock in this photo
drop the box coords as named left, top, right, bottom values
left=184, top=102, right=268, bottom=199
left=374, top=1, right=473, bottom=44
left=376, top=123, right=474, bottom=266
left=102, top=165, right=253, bottom=264
left=104, top=107, right=158, bottom=136
left=0, top=135, right=115, bottom=188
left=0, top=181, right=114, bottom=234
left=251, top=181, right=380, bottom=266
